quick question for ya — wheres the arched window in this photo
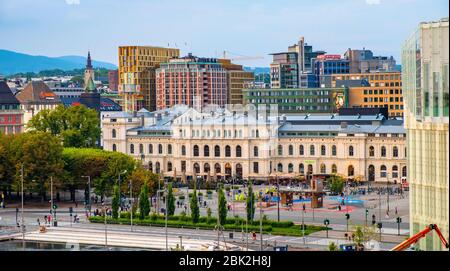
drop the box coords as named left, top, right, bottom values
left=181, top=145, right=186, bottom=156
left=321, top=145, right=326, bottom=156
left=310, top=145, right=315, bottom=156
left=402, top=166, right=407, bottom=177
left=307, top=164, right=313, bottom=175
left=381, top=146, right=387, bottom=157
left=332, top=164, right=337, bottom=174
left=204, top=145, right=210, bottom=157
left=168, top=144, right=172, bottom=155
left=236, top=145, right=242, bottom=157
left=392, top=165, right=399, bottom=178
left=204, top=163, right=210, bottom=173
left=253, top=146, right=259, bottom=157
left=112, top=144, right=117, bottom=152
left=167, top=162, right=172, bottom=172
left=369, top=146, right=375, bottom=157
left=299, top=145, right=304, bottom=155
left=193, top=163, right=200, bottom=174
left=348, top=165, right=354, bottom=176
left=368, top=165, right=375, bottom=182
left=214, top=163, right=221, bottom=173
left=256, top=130, right=259, bottom=138
left=332, top=145, right=337, bottom=156
left=380, top=165, right=387, bottom=177
left=320, top=164, right=326, bottom=174
left=112, top=129, right=116, bottom=138
left=225, top=145, right=231, bottom=157
left=148, top=162, right=153, bottom=172
left=288, top=163, right=294, bottom=173
left=149, top=144, right=153, bottom=154
left=193, top=145, right=199, bottom=157
left=277, top=163, right=283, bottom=172
left=349, top=146, right=354, bottom=157
left=158, top=144, right=163, bottom=154
left=393, top=146, right=399, bottom=157
left=155, top=162, right=160, bottom=174
left=214, top=145, right=220, bottom=157
left=139, top=144, right=144, bottom=154
left=299, top=164, right=305, bottom=174
left=289, top=145, right=294, bottom=156
left=278, top=145, right=283, bottom=156
left=130, top=144, right=135, bottom=154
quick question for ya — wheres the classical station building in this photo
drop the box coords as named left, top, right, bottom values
left=102, top=106, right=406, bottom=183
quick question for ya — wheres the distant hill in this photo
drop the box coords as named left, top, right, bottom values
left=0, top=49, right=117, bottom=75
left=244, top=67, right=270, bottom=75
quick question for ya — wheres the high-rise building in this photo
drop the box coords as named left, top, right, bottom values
left=218, top=59, right=254, bottom=105
left=313, top=55, right=350, bottom=87
left=0, top=79, right=23, bottom=135
left=402, top=17, right=449, bottom=251
left=344, top=48, right=397, bottom=74
left=118, top=46, right=180, bottom=112
left=108, top=70, right=119, bottom=91
left=155, top=54, right=228, bottom=110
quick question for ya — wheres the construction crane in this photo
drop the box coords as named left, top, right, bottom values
left=222, top=51, right=264, bottom=62
left=390, top=224, right=449, bottom=251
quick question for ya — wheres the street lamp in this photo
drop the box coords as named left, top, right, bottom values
left=20, top=164, right=25, bottom=250
left=118, top=170, right=127, bottom=209
left=102, top=196, right=108, bottom=249
left=81, top=176, right=91, bottom=216
left=259, top=182, right=264, bottom=251
left=129, top=178, right=133, bottom=232
left=164, top=179, right=169, bottom=251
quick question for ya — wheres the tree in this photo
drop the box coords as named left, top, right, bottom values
left=127, top=167, right=158, bottom=198
left=190, top=187, right=200, bottom=224
left=353, top=225, right=376, bottom=251
left=139, top=181, right=150, bottom=220
left=27, top=104, right=101, bottom=148
left=217, top=184, right=227, bottom=226
left=167, top=182, right=175, bottom=216
left=246, top=181, right=256, bottom=222
left=329, top=175, right=345, bottom=194
left=111, top=185, right=120, bottom=219
left=328, top=242, right=339, bottom=251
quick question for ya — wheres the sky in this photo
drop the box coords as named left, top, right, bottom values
left=0, top=0, right=448, bottom=67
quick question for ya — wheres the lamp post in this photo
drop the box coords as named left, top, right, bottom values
left=102, top=195, right=108, bottom=249
left=20, top=164, right=25, bottom=250
left=129, top=179, right=133, bottom=232
left=302, top=203, right=305, bottom=245
left=118, top=170, right=127, bottom=209
left=276, top=177, right=280, bottom=222
left=259, top=182, right=264, bottom=251
left=81, top=176, right=91, bottom=216
left=387, top=174, right=390, bottom=214
left=165, top=180, right=168, bottom=251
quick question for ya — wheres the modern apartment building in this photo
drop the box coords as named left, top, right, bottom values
left=402, top=18, right=449, bottom=251
left=118, top=46, right=180, bottom=112
left=242, top=87, right=348, bottom=114
left=155, top=54, right=228, bottom=110
left=333, top=72, right=404, bottom=117
left=0, top=79, right=23, bottom=135
left=218, top=59, right=254, bottom=105
left=344, top=48, right=397, bottom=73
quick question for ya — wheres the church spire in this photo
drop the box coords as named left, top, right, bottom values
left=86, top=51, right=93, bottom=69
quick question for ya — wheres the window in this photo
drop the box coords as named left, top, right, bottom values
left=168, top=144, right=172, bottom=155
left=369, top=146, right=375, bottom=157
left=236, top=145, right=242, bottom=157
left=321, top=145, right=326, bottom=156
left=348, top=165, right=354, bottom=176
left=402, top=166, right=407, bottom=177
left=278, top=145, right=283, bottom=156
left=392, top=165, right=399, bottom=178
left=277, top=163, right=283, bottom=172
left=158, top=144, right=163, bottom=154
left=253, top=146, right=259, bottom=157
left=256, top=130, right=260, bottom=138
left=204, top=163, right=210, bottom=173
left=393, top=146, right=398, bottom=157
left=381, top=146, right=386, bottom=157
left=193, top=163, right=200, bottom=174
left=149, top=144, right=153, bottom=154
left=288, top=163, right=294, bottom=173
left=215, top=145, right=220, bottom=157
left=130, top=144, right=135, bottom=154
left=225, top=145, right=231, bottom=157
left=139, top=144, right=144, bottom=154
left=310, top=145, right=315, bottom=156
left=320, top=164, right=326, bottom=174
left=299, top=164, right=305, bottom=174
left=112, top=129, right=117, bottom=138
left=288, top=145, right=294, bottom=156
left=349, top=146, right=354, bottom=156
left=181, top=145, right=186, bottom=156
left=332, top=145, right=337, bottom=156
left=112, top=144, right=117, bottom=152
left=299, top=145, right=304, bottom=155
left=204, top=145, right=210, bottom=157
left=380, top=165, right=387, bottom=177
left=253, top=162, right=259, bottom=173
left=332, top=164, right=337, bottom=174
left=167, top=162, right=173, bottom=172
left=193, top=145, right=199, bottom=157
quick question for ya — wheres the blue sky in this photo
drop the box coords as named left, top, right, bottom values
left=0, top=0, right=448, bottom=67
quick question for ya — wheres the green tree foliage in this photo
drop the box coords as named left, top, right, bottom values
left=246, top=181, right=256, bottom=222
left=27, top=104, right=100, bottom=148
left=111, top=185, right=120, bottom=219
left=190, top=188, right=200, bottom=224
left=217, top=184, right=227, bottom=226
left=0, top=134, right=16, bottom=194
left=139, top=181, right=150, bottom=220
left=329, top=175, right=345, bottom=194
left=328, top=242, right=339, bottom=251
left=127, top=166, right=158, bottom=198
left=167, top=182, right=175, bottom=216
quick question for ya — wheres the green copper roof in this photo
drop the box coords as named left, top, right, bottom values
left=85, top=76, right=96, bottom=92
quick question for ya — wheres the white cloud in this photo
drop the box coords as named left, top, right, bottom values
left=366, top=0, right=381, bottom=5
left=65, top=0, right=80, bottom=5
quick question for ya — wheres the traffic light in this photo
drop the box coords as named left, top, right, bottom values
left=324, top=219, right=330, bottom=226
left=302, top=204, right=306, bottom=211
left=377, top=222, right=383, bottom=229
left=345, top=213, right=350, bottom=220
left=365, top=209, right=369, bottom=215
left=69, top=207, right=73, bottom=214
left=52, top=204, right=57, bottom=210
left=396, top=217, right=402, bottom=223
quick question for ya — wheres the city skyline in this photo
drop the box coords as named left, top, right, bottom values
left=0, top=0, right=448, bottom=67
